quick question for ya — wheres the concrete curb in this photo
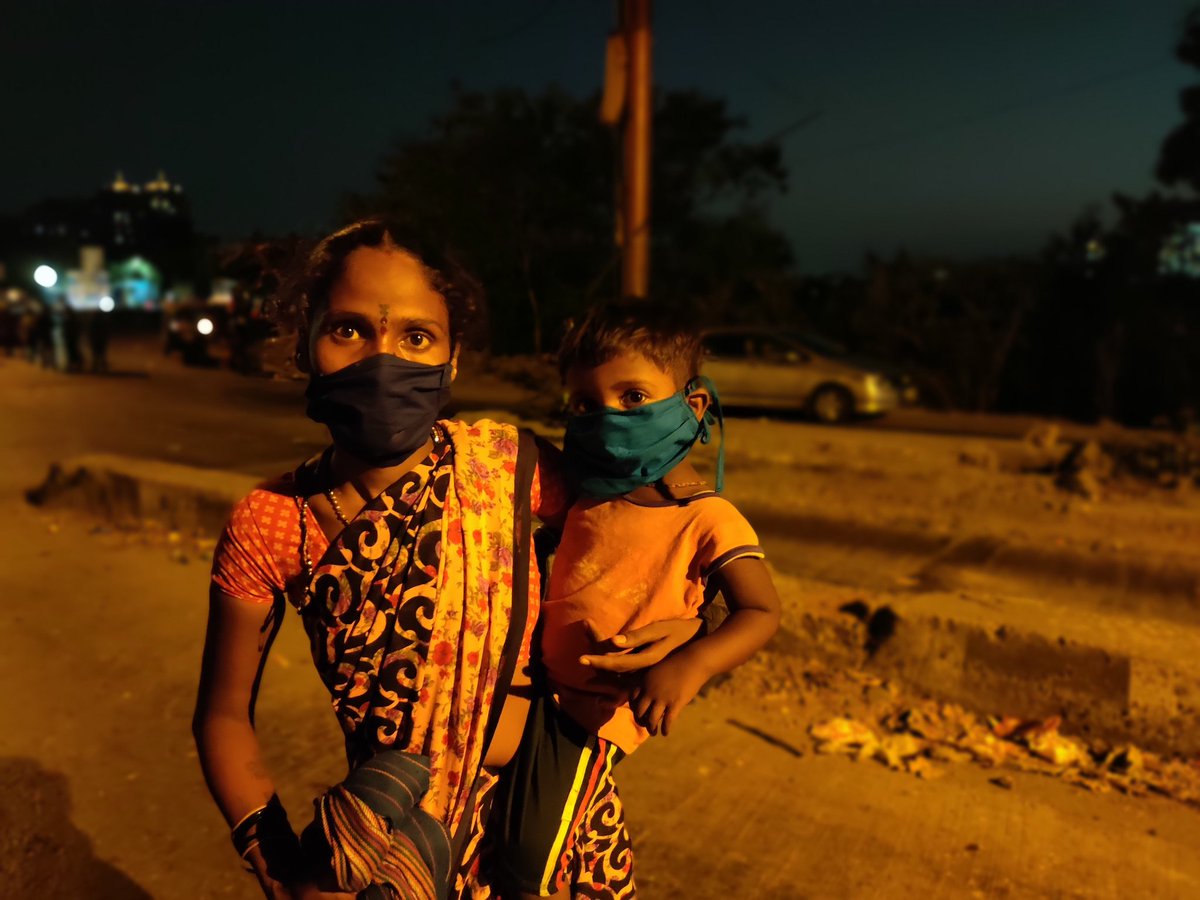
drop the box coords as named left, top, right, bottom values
left=748, top=506, right=1200, bottom=618
left=26, top=455, right=260, bottom=535
left=781, top=585, right=1200, bottom=758
left=28, top=454, right=1200, bottom=756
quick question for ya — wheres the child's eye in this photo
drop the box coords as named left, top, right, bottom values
left=568, top=398, right=597, bottom=415
left=621, top=390, right=647, bottom=407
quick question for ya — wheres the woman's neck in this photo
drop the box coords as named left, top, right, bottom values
left=329, top=437, right=436, bottom=502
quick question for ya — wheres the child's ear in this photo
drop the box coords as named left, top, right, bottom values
left=685, top=383, right=710, bottom=421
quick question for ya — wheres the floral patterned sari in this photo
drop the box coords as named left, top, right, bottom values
left=293, top=420, right=535, bottom=896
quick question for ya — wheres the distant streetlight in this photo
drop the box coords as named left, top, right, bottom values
left=34, top=265, right=58, bottom=288
left=196, top=316, right=215, bottom=336
left=99, top=295, right=116, bottom=313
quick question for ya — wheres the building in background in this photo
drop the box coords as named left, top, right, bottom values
left=0, top=171, right=200, bottom=308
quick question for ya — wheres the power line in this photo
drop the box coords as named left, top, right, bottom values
left=699, top=0, right=1096, bottom=147
left=472, top=1, right=558, bottom=50
left=763, top=109, right=824, bottom=145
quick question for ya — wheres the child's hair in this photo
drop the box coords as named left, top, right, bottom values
left=558, top=299, right=703, bottom=385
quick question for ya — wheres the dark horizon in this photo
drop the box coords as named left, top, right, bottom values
left=1, top=0, right=1196, bottom=273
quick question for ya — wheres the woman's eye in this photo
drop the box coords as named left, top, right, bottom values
left=332, top=324, right=360, bottom=340
left=407, top=332, right=430, bottom=348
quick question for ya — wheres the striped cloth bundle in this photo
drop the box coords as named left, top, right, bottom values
left=308, top=751, right=452, bottom=900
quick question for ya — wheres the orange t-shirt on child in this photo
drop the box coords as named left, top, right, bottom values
left=540, top=490, right=764, bottom=754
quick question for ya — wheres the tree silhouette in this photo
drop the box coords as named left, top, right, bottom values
left=345, top=86, right=790, bottom=353
left=854, top=253, right=1038, bottom=411
left=1156, top=7, right=1200, bottom=192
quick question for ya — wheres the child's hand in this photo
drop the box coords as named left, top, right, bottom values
left=629, top=653, right=711, bottom=737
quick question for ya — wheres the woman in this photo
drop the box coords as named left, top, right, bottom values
left=193, top=219, right=694, bottom=899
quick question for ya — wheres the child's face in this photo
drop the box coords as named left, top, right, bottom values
left=565, top=351, right=685, bottom=415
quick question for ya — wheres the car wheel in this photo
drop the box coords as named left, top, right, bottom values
left=810, top=385, right=854, bottom=424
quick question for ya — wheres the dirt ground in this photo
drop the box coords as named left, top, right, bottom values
left=3, top=349, right=1200, bottom=898
left=1, top=505, right=1198, bottom=899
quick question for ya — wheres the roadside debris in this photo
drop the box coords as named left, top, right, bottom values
left=56, top=513, right=217, bottom=564
left=1016, top=424, right=1200, bottom=497
left=958, top=442, right=998, bottom=471
left=808, top=694, right=1200, bottom=808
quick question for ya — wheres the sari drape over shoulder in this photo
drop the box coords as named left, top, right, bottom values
left=295, top=419, right=530, bottom=848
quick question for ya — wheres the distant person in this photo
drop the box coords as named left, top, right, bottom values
left=494, top=300, right=781, bottom=899
left=59, top=302, right=84, bottom=372
left=17, top=303, right=36, bottom=359
left=227, top=286, right=254, bottom=374
left=30, top=303, right=53, bottom=367
left=193, top=218, right=698, bottom=900
left=48, top=301, right=69, bottom=370
left=0, top=301, right=16, bottom=356
left=87, top=310, right=111, bottom=373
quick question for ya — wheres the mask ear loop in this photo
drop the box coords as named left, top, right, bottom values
left=690, top=375, right=725, bottom=493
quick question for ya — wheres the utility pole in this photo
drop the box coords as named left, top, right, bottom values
left=602, top=0, right=653, bottom=298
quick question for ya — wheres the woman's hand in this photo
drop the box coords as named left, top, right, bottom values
left=245, top=837, right=359, bottom=900
left=244, top=845, right=356, bottom=900
left=244, top=845, right=296, bottom=900
left=578, top=617, right=702, bottom=673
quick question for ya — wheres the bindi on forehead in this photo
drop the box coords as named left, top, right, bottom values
left=378, top=303, right=389, bottom=334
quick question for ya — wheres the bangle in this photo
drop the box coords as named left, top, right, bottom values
left=232, top=796, right=303, bottom=882
left=231, top=795, right=286, bottom=859
left=231, top=803, right=268, bottom=859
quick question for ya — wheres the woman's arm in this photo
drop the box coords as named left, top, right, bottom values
left=193, top=588, right=302, bottom=898
left=577, top=617, right=704, bottom=672
left=628, top=558, right=781, bottom=736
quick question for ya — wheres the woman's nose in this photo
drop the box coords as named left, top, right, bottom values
left=367, top=333, right=401, bottom=358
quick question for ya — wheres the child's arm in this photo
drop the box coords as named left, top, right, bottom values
left=630, top=557, right=780, bottom=736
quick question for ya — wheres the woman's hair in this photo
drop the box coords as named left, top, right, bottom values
left=557, top=298, right=703, bottom=385
left=270, top=217, right=483, bottom=350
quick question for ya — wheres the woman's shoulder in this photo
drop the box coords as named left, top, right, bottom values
left=228, top=472, right=304, bottom=529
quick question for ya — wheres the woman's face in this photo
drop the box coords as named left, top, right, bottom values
left=309, top=247, right=456, bottom=377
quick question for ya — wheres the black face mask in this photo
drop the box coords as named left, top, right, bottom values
left=304, top=354, right=453, bottom=467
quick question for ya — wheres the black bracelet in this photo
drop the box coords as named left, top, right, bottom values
left=232, top=795, right=304, bottom=884
left=231, top=795, right=289, bottom=859
left=231, top=803, right=268, bottom=859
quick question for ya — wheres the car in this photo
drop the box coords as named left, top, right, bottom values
left=163, top=300, right=224, bottom=367
left=700, top=326, right=902, bottom=423
left=787, top=330, right=920, bottom=407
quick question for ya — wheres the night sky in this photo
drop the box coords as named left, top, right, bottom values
left=1, top=0, right=1195, bottom=273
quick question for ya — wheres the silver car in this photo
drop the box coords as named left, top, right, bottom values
left=700, top=327, right=901, bottom=423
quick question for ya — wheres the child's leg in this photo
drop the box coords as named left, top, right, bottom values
left=560, top=774, right=635, bottom=899
left=492, top=691, right=625, bottom=897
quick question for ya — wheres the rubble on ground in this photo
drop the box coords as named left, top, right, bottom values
left=56, top=513, right=216, bottom=564
left=722, top=652, right=1200, bottom=810
left=1008, top=424, right=1200, bottom=499
left=809, top=689, right=1200, bottom=808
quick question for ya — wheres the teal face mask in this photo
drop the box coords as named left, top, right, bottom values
left=563, top=376, right=725, bottom=498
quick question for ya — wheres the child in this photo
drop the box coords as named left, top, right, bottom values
left=496, top=300, right=781, bottom=899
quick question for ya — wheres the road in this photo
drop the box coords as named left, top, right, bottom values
left=2, top=347, right=1199, bottom=898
